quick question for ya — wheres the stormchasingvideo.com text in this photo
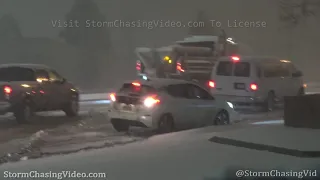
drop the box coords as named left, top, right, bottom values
left=51, top=19, right=206, bottom=30
left=3, top=171, right=107, bottom=179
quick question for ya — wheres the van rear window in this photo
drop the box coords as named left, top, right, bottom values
left=234, top=62, right=250, bottom=77
left=216, top=61, right=250, bottom=77
left=216, top=62, right=232, bottom=76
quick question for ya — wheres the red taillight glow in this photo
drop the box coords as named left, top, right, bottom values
left=250, top=83, right=258, bottom=91
left=110, top=93, right=116, bottom=102
left=144, top=95, right=160, bottom=108
left=176, top=62, right=185, bottom=72
left=4, top=86, right=12, bottom=94
left=136, top=62, right=141, bottom=71
left=132, top=82, right=141, bottom=87
left=208, top=81, right=215, bottom=88
left=231, top=56, right=240, bottom=61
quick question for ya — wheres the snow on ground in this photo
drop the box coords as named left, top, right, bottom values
left=212, top=125, right=320, bottom=151
left=1, top=124, right=319, bottom=180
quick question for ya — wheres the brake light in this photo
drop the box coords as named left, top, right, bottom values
left=132, top=82, right=141, bottom=87
left=208, top=80, right=215, bottom=88
left=231, top=56, right=240, bottom=61
left=176, top=62, right=185, bottom=72
left=110, top=93, right=116, bottom=102
left=250, top=83, right=258, bottom=91
left=3, top=86, right=12, bottom=94
left=144, top=95, right=160, bottom=108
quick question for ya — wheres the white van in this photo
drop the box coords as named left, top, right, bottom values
left=209, top=56, right=305, bottom=111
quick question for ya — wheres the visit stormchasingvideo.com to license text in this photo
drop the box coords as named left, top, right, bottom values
left=51, top=19, right=207, bottom=29
left=52, top=19, right=267, bottom=29
left=3, top=171, right=108, bottom=179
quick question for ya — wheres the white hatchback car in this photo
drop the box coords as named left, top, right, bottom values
left=209, top=56, right=305, bottom=111
left=108, top=78, right=236, bottom=133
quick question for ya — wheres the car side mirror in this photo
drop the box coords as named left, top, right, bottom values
left=292, top=71, right=303, bottom=77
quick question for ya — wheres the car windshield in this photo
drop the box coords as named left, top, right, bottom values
left=1, top=1, right=319, bottom=179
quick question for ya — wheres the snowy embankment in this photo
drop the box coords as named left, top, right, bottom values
left=1, top=124, right=319, bottom=180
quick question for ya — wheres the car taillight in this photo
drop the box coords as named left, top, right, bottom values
left=3, top=86, right=12, bottom=94
left=132, top=82, right=141, bottom=87
left=208, top=80, right=215, bottom=88
left=144, top=95, right=160, bottom=108
left=176, top=62, right=184, bottom=72
left=136, top=62, right=141, bottom=71
left=231, top=56, right=240, bottom=62
left=250, top=83, right=258, bottom=91
left=110, top=93, right=116, bottom=102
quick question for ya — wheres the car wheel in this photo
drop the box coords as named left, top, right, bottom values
left=111, top=119, right=129, bottom=132
left=213, top=110, right=230, bottom=125
left=297, top=87, right=305, bottom=96
left=14, top=104, right=32, bottom=124
left=157, top=114, right=174, bottom=133
left=63, top=96, right=79, bottom=117
left=265, top=91, right=275, bottom=112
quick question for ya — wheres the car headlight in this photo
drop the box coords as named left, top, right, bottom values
left=226, top=102, right=234, bottom=109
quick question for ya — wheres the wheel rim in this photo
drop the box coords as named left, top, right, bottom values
left=215, top=112, right=229, bottom=125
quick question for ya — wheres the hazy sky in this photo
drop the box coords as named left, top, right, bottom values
left=1, top=0, right=319, bottom=81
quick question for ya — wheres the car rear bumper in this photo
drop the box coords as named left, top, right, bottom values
left=108, top=109, right=154, bottom=128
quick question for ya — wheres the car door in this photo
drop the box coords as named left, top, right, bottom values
left=187, top=83, right=217, bottom=127
left=34, top=69, right=53, bottom=109
left=48, top=70, right=69, bottom=105
left=166, top=84, right=196, bottom=129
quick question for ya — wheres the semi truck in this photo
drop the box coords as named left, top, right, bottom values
left=135, top=35, right=241, bottom=83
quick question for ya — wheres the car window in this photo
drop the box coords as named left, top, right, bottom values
left=166, top=84, right=190, bottom=99
left=35, top=69, right=49, bottom=82
left=234, top=62, right=250, bottom=77
left=48, top=70, right=64, bottom=82
left=119, top=83, right=157, bottom=95
left=263, top=63, right=290, bottom=77
left=216, top=61, right=232, bottom=76
left=0, top=67, right=35, bottom=81
left=188, top=84, right=214, bottom=100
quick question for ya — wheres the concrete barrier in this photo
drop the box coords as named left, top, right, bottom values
left=284, top=94, right=320, bottom=129
left=79, top=93, right=110, bottom=101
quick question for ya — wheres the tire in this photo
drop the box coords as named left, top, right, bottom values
left=157, top=114, right=174, bottom=133
left=213, top=110, right=230, bottom=125
left=111, top=119, right=129, bottom=132
left=63, top=96, right=79, bottom=117
left=14, top=103, right=33, bottom=124
left=265, top=91, right=275, bottom=112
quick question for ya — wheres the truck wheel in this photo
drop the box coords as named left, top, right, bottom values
left=63, top=97, right=79, bottom=117
left=111, top=119, right=129, bottom=132
left=14, top=104, right=32, bottom=124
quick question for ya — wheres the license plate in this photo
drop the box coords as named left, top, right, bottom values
left=234, top=83, right=245, bottom=89
left=122, top=105, right=132, bottom=111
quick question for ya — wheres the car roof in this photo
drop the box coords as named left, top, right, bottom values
left=218, top=56, right=290, bottom=63
left=123, top=78, right=197, bottom=89
left=0, top=63, right=50, bottom=70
